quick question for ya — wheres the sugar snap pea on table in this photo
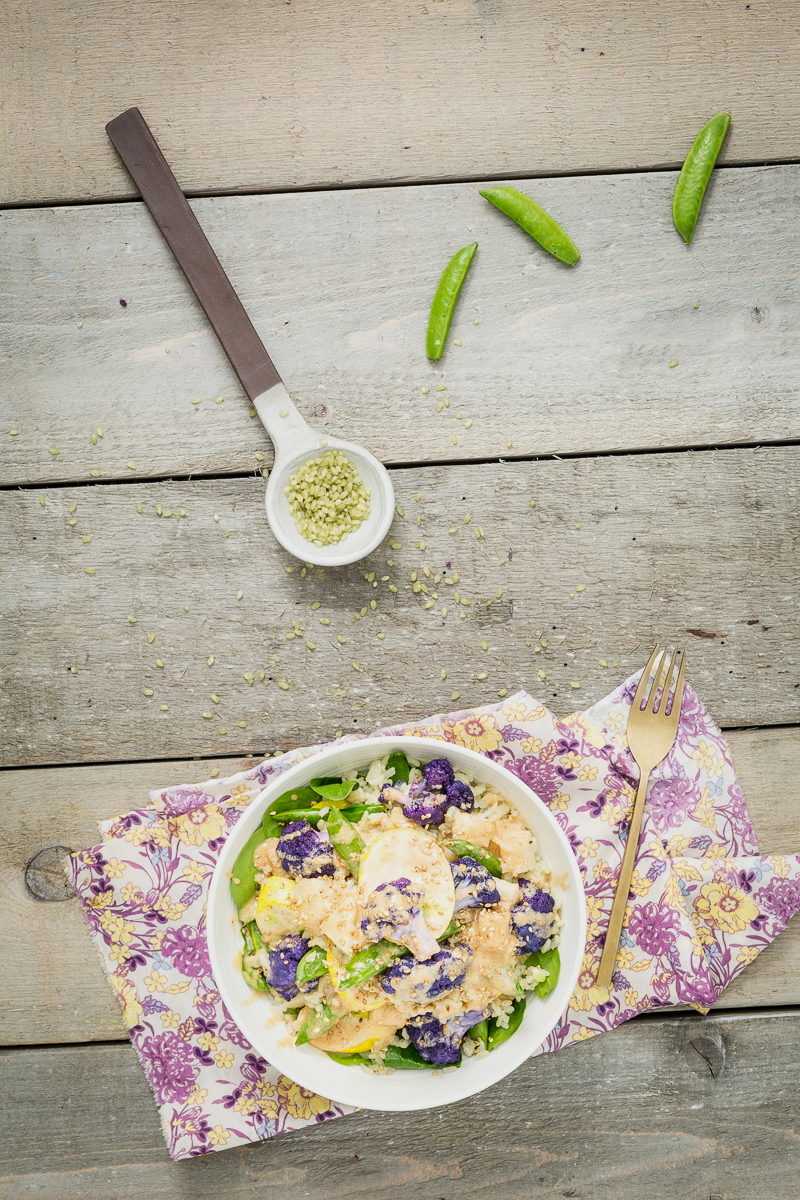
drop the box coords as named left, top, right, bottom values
left=425, top=241, right=478, bottom=360
left=672, top=112, right=731, bottom=244
left=480, top=187, right=580, bottom=265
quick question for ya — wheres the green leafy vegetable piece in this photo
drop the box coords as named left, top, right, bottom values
left=527, top=946, right=561, bottom=998
left=325, top=1050, right=372, bottom=1066
left=262, top=812, right=282, bottom=839
left=295, top=1002, right=338, bottom=1046
left=438, top=918, right=460, bottom=942
left=326, top=808, right=364, bottom=875
left=385, top=1044, right=452, bottom=1070
left=340, top=804, right=384, bottom=822
left=447, top=838, right=502, bottom=878
left=487, top=996, right=526, bottom=1051
left=386, top=750, right=412, bottom=784
left=271, top=809, right=323, bottom=826
left=309, top=777, right=359, bottom=802
left=338, top=940, right=409, bottom=990
left=266, top=787, right=320, bottom=814
left=470, top=1018, right=489, bottom=1049
left=296, top=945, right=329, bottom=985
left=230, top=827, right=267, bottom=909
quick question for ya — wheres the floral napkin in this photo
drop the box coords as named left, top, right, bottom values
left=69, top=675, right=800, bottom=1160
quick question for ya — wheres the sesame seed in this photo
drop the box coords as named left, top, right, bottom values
left=495, top=588, right=503, bottom=599
left=530, top=499, right=536, bottom=508
left=598, top=658, right=608, bottom=667
left=476, top=671, right=488, bottom=680
left=440, top=607, right=447, bottom=617
left=237, top=721, right=248, bottom=729
left=506, top=440, right=513, bottom=449
left=90, top=470, right=101, bottom=477
left=319, top=617, right=330, bottom=625
left=48, top=447, right=60, bottom=455
left=206, top=656, right=215, bottom=666
left=377, top=632, right=385, bottom=640
left=306, top=641, right=317, bottom=649
left=142, top=688, right=154, bottom=697
left=236, top=590, right=244, bottom=600
left=84, top=567, right=96, bottom=575
left=448, top=526, right=457, bottom=534
left=249, top=408, right=257, bottom=417
left=576, top=584, right=586, bottom=592
left=453, top=339, right=462, bottom=346
left=669, top=359, right=679, bottom=368
left=38, top=495, right=46, bottom=507
left=127, top=615, right=137, bottom=624
left=436, top=402, right=444, bottom=412
left=254, top=452, right=265, bottom=462
left=277, top=680, right=290, bottom=690
left=537, top=669, right=547, bottom=680
left=440, top=669, right=447, bottom=680
left=82, top=535, right=92, bottom=543
left=464, top=513, right=471, bottom=524
left=497, top=688, right=508, bottom=697
left=464, top=419, right=473, bottom=429
left=219, top=727, right=228, bottom=735
left=258, top=670, right=265, bottom=681
left=351, top=661, right=361, bottom=671
left=68, top=518, right=78, bottom=526
left=96, top=428, right=103, bottom=438
left=279, top=409, right=289, bottom=418
left=202, top=712, right=213, bottom=719
left=337, top=635, right=347, bottom=644
left=451, top=435, right=458, bottom=444
left=147, top=634, right=155, bottom=644
left=69, top=502, right=77, bottom=513
left=159, top=704, right=169, bottom=711
left=210, top=693, right=221, bottom=703
left=126, top=461, right=137, bottom=470
left=450, top=691, right=460, bottom=701
left=369, top=600, right=377, bottom=610
left=574, top=523, right=581, bottom=529
left=421, top=386, right=430, bottom=394
left=570, top=681, right=582, bottom=689
left=436, top=384, right=446, bottom=391
left=90, top=433, right=98, bottom=444
left=191, top=397, right=203, bottom=405
left=155, top=659, right=165, bottom=668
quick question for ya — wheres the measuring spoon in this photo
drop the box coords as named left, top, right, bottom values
left=106, top=107, right=395, bottom=567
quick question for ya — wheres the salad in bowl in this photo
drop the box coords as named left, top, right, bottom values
left=208, top=736, right=585, bottom=1111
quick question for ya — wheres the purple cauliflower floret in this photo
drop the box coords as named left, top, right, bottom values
left=445, top=780, right=475, bottom=812
left=510, top=878, right=556, bottom=954
left=402, top=778, right=449, bottom=826
left=451, top=857, right=501, bottom=913
left=276, top=819, right=335, bottom=878
left=361, top=877, right=439, bottom=960
left=405, top=1008, right=487, bottom=1066
left=422, top=758, right=456, bottom=790
left=381, top=946, right=471, bottom=1003
left=266, top=934, right=316, bottom=1001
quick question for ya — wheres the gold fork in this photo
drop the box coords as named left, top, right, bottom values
left=595, top=644, right=687, bottom=989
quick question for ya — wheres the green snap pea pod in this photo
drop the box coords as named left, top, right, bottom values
left=438, top=918, right=461, bottom=942
left=230, top=827, right=268, bottom=908
left=326, top=808, right=364, bottom=875
left=241, top=922, right=268, bottom=991
left=526, top=946, right=561, bottom=998
left=340, top=804, right=384, bottom=822
left=387, top=750, right=412, bottom=784
left=425, top=241, right=478, bottom=360
left=296, top=945, right=329, bottom=985
left=447, top=838, right=503, bottom=878
left=672, top=112, right=731, bottom=244
left=486, top=996, right=526, bottom=1051
left=325, top=1050, right=372, bottom=1066
left=296, top=1002, right=338, bottom=1046
left=480, top=187, right=580, bottom=265
left=271, top=808, right=323, bottom=826
left=385, top=1044, right=457, bottom=1070
left=338, top=940, right=410, bottom=990
left=470, top=1017, right=489, bottom=1049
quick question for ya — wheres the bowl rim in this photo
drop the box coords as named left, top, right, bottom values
left=208, top=734, right=587, bottom=1111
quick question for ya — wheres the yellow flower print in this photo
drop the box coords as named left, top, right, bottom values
left=691, top=739, right=722, bottom=773
left=521, top=736, right=543, bottom=756
left=605, top=710, right=624, bottom=731
left=524, top=704, right=547, bottom=722
left=695, top=880, right=759, bottom=933
left=105, top=857, right=125, bottom=879
left=569, top=953, right=611, bottom=1012
left=160, top=1009, right=181, bottom=1029
left=585, top=895, right=605, bottom=939
left=172, top=804, right=227, bottom=847
left=229, top=783, right=253, bottom=809
left=629, top=871, right=653, bottom=897
left=737, top=946, right=761, bottom=966
left=593, top=860, right=615, bottom=883
left=121, top=882, right=144, bottom=904
left=549, top=791, right=570, bottom=813
left=443, top=712, right=504, bottom=755
left=560, top=751, right=581, bottom=771
left=151, top=928, right=166, bottom=952
left=98, top=911, right=135, bottom=945
left=277, top=1076, right=332, bottom=1120
left=209, top=1125, right=231, bottom=1147
left=111, top=974, right=143, bottom=1026
left=90, top=889, right=115, bottom=909
left=152, top=894, right=186, bottom=922
left=108, top=943, right=131, bottom=965
left=769, top=855, right=791, bottom=879
left=197, top=1031, right=220, bottom=1053
left=143, top=970, right=169, bottom=993
left=125, top=821, right=170, bottom=847
left=215, top=1049, right=235, bottom=1069
left=598, top=802, right=625, bottom=827
left=624, top=987, right=638, bottom=1006
left=402, top=723, right=444, bottom=739
left=571, top=1025, right=597, bottom=1042
left=184, top=861, right=206, bottom=884
left=579, top=837, right=600, bottom=859
left=254, top=1079, right=279, bottom=1118
left=502, top=701, right=528, bottom=722
left=233, top=1088, right=259, bottom=1115
left=188, top=1086, right=209, bottom=1105
left=578, top=764, right=598, bottom=782
left=704, top=843, right=728, bottom=859
left=690, top=909, right=716, bottom=946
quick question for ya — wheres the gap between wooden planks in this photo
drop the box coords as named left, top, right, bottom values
left=2, top=1010, right=799, bottom=1194
left=3, top=0, right=800, bottom=205
left=2, top=164, right=799, bottom=486
left=2, top=728, right=799, bottom=1047
left=2, top=448, right=799, bottom=767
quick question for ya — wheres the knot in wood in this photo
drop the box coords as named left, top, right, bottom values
left=682, top=1033, right=726, bottom=1079
left=25, top=846, right=75, bottom=902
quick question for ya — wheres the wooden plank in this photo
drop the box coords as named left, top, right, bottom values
left=3, top=1, right=800, bottom=205
left=2, top=728, right=798, bottom=1047
left=3, top=1010, right=800, bottom=1196
left=3, top=164, right=800, bottom=486
left=2, top=448, right=799, bottom=768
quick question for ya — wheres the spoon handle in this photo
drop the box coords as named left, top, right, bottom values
left=106, top=107, right=282, bottom=402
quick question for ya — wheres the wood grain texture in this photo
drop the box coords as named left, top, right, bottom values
left=2, top=0, right=800, bottom=205
left=3, top=448, right=799, bottom=767
left=2, top=729, right=798, bottom=1047
left=3, top=1010, right=800, bottom=1196
left=3, top=164, right=800, bottom=485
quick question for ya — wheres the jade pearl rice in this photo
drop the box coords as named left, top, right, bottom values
left=285, top=449, right=371, bottom=545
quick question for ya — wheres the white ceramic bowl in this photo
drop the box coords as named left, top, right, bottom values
left=208, top=735, right=586, bottom=1111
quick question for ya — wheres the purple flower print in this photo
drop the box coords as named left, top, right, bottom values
left=161, top=787, right=215, bottom=817
left=160, top=926, right=212, bottom=978
left=139, top=1032, right=198, bottom=1103
left=626, top=900, right=682, bottom=957
left=757, top=876, right=800, bottom=928
left=647, top=774, right=699, bottom=832
left=507, top=755, right=561, bottom=803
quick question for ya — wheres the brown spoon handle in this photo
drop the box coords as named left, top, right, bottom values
left=106, top=106, right=282, bottom=402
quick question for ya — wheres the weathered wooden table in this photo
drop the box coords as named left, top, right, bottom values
left=3, top=3, right=800, bottom=1195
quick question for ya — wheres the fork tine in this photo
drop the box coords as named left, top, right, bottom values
left=665, top=647, right=687, bottom=726
left=650, top=645, right=677, bottom=713
left=633, top=643, right=661, bottom=711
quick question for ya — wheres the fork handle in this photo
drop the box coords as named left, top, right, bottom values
left=595, top=766, right=652, bottom=989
